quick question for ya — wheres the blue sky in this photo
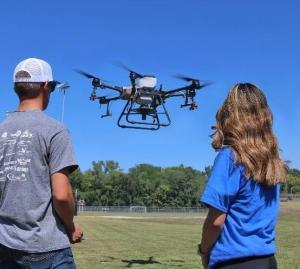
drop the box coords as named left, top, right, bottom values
left=0, top=0, right=299, bottom=171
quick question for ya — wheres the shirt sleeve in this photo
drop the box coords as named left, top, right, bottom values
left=200, top=148, right=240, bottom=213
left=48, top=128, right=78, bottom=175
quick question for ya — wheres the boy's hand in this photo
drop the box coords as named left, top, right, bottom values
left=67, top=223, right=83, bottom=244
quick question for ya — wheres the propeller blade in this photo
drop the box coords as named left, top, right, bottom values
left=199, top=81, right=213, bottom=89
left=114, top=61, right=132, bottom=72
left=173, top=74, right=197, bottom=82
left=174, top=74, right=213, bottom=88
left=114, top=61, right=145, bottom=78
left=74, top=69, right=98, bottom=80
left=74, top=69, right=113, bottom=83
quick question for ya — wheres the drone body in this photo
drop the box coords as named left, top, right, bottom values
left=76, top=67, right=211, bottom=130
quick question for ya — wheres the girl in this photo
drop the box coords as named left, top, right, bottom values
left=199, top=83, right=287, bottom=269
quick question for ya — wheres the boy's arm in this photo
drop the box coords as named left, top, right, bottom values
left=51, top=168, right=83, bottom=243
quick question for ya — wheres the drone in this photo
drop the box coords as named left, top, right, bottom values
left=76, top=65, right=212, bottom=130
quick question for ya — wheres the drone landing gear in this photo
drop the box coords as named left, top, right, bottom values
left=117, top=99, right=171, bottom=131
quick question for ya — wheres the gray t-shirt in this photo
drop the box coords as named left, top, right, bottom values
left=0, top=110, right=78, bottom=252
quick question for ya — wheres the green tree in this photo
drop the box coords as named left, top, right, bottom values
left=152, top=184, right=170, bottom=207
left=286, top=169, right=300, bottom=193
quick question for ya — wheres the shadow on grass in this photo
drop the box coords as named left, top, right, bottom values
left=121, top=256, right=161, bottom=267
left=121, top=257, right=185, bottom=268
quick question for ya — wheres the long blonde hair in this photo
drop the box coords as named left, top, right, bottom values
left=211, top=83, right=287, bottom=186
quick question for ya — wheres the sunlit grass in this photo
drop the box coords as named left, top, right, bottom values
left=72, top=202, right=300, bottom=269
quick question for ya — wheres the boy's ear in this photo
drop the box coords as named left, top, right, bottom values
left=41, top=82, right=49, bottom=91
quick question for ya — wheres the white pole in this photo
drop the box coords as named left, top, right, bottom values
left=75, top=188, right=78, bottom=213
left=61, top=90, right=66, bottom=123
left=57, top=82, right=70, bottom=123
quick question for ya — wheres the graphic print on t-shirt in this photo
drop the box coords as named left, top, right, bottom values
left=0, top=130, right=33, bottom=181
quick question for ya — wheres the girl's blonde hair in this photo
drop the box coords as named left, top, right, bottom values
left=211, top=83, right=287, bottom=186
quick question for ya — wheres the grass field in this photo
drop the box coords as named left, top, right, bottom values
left=72, top=201, right=300, bottom=269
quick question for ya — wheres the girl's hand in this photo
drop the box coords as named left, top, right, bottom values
left=201, top=255, right=209, bottom=269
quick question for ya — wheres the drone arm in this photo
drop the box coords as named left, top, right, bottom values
left=91, top=93, right=122, bottom=105
left=163, top=84, right=193, bottom=95
left=90, top=83, right=123, bottom=103
left=163, top=93, right=185, bottom=100
left=162, top=85, right=199, bottom=110
left=99, top=83, right=123, bottom=94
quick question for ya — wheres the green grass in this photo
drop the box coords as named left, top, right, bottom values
left=72, top=206, right=300, bottom=269
left=276, top=212, right=300, bottom=268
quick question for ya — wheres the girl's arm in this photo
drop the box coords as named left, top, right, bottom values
left=199, top=207, right=226, bottom=268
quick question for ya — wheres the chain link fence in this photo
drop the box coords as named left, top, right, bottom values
left=76, top=194, right=300, bottom=213
left=77, top=205, right=207, bottom=214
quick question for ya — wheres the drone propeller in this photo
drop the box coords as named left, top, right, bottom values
left=197, top=81, right=213, bottom=89
left=114, top=61, right=146, bottom=79
left=174, top=74, right=213, bottom=89
left=74, top=69, right=99, bottom=80
left=75, top=68, right=111, bottom=81
left=74, top=69, right=113, bottom=86
left=174, top=74, right=198, bottom=82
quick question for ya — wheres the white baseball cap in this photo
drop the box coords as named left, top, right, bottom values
left=13, top=58, right=54, bottom=83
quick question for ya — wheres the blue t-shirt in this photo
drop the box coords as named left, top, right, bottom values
left=200, top=147, right=280, bottom=268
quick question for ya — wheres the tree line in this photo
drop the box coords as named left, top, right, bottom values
left=69, top=161, right=300, bottom=207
